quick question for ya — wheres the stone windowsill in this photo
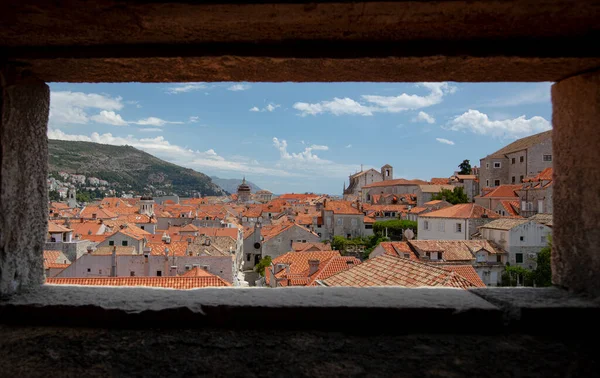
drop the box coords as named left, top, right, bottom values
left=1, top=286, right=598, bottom=333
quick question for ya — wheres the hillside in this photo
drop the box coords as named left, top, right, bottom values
left=210, top=176, right=262, bottom=194
left=48, top=139, right=227, bottom=196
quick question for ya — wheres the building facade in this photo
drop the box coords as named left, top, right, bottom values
left=479, top=130, right=552, bottom=191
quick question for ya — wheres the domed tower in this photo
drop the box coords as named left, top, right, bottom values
left=237, top=177, right=252, bottom=203
left=381, top=164, right=393, bottom=181
left=139, top=196, right=155, bottom=216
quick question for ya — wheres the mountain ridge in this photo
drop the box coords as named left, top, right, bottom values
left=210, top=176, right=263, bottom=194
left=48, top=139, right=227, bottom=197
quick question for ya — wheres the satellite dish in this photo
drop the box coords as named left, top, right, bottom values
left=404, top=229, right=415, bottom=240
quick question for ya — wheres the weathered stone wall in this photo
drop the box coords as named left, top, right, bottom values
left=0, top=68, right=49, bottom=296
left=552, top=71, right=600, bottom=297
left=479, top=157, right=509, bottom=189
left=526, top=139, right=553, bottom=177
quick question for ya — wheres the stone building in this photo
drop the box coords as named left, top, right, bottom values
left=519, top=167, right=553, bottom=217
left=343, top=164, right=393, bottom=200
left=479, top=130, right=552, bottom=192
left=479, top=218, right=552, bottom=269
left=361, top=178, right=428, bottom=204
left=254, top=189, right=273, bottom=203
left=418, top=203, right=500, bottom=241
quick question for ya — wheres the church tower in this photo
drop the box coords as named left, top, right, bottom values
left=381, top=164, right=393, bottom=181
left=67, top=188, right=77, bottom=208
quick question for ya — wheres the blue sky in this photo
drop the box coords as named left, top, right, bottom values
left=48, top=82, right=552, bottom=194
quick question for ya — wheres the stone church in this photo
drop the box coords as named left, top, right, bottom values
left=343, top=164, right=393, bottom=200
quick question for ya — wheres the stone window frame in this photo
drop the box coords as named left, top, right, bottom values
left=493, top=162, right=502, bottom=168
left=1, top=3, right=599, bottom=306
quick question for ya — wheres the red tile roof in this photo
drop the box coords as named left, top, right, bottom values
left=430, top=178, right=450, bottom=185
left=268, top=251, right=359, bottom=286
left=362, top=178, right=429, bottom=189
left=147, top=241, right=190, bottom=256
left=486, top=130, right=552, bottom=158
left=420, top=203, right=500, bottom=219
left=48, top=221, right=72, bottom=233
left=46, top=276, right=231, bottom=289
left=439, top=265, right=486, bottom=287
left=481, top=184, right=521, bottom=198
left=181, top=267, right=215, bottom=277
left=523, top=167, right=553, bottom=182
left=499, top=200, right=520, bottom=216
left=322, top=255, right=477, bottom=289
left=291, top=242, right=332, bottom=252
left=43, top=250, right=70, bottom=269
left=278, top=193, right=319, bottom=201
left=408, top=240, right=502, bottom=261
left=324, top=200, right=363, bottom=215
left=378, top=242, right=419, bottom=261
left=69, top=221, right=104, bottom=236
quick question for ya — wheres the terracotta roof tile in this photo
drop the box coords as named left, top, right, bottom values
left=439, top=265, right=486, bottom=287
left=408, top=240, right=502, bottom=261
left=420, top=203, right=500, bottom=219
left=486, top=130, right=552, bottom=158
left=378, top=242, right=419, bottom=261
left=292, top=242, right=332, bottom=252
left=267, top=251, right=359, bottom=286
left=362, top=178, right=429, bottom=189
left=46, top=276, right=231, bottom=289
left=523, top=167, right=553, bottom=182
left=324, top=200, right=363, bottom=215
left=430, top=178, right=450, bottom=185
left=481, top=184, right=521, bottom=198
left=499, top=200, right=520, bottom=216
left=322, top=255, right=476, bottom=289
left=181, top=267, right=215, bottom=277
left=48, top=221, right=72, bottom=233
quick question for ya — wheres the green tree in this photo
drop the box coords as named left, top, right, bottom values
left=373, top=220, right=418, bottom=241
left=331, top=235, right=349, bottom=252
left=254, top=256, right=272, bottom=277
left=76, top=191, right=91, bottom=203
left=458, top=159, right=472, bottom=175
left=431, top=187, right=469, bottom=205
left=532, top=236, right=552, bottom=287
left=502, top=265, right=534, bottom=286
left=48, top=189, right=61, bottom=201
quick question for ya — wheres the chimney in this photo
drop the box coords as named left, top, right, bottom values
left=87, top=245, right=94, bottom=254
left=308, top=259, right=320, bottom=276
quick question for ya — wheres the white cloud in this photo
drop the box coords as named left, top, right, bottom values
left=125, top=100, right=142, bottom=108
left=272, top=137, right=358, bottom=177
left=293, top=82, right=456, bottom=116
left=265, top=103, right=279, bottom=112
left=448, top=109, right=551, bottom=139
left=345, top=144, right=352, bottom=148
left=49, top=91, right=123, bottom=125
left=90, top=110, right=128, bottom=126
left=412, top=111, right=436, bottom=124
left=137, top=128, right=163, bottom=132
left=293, top=98, right=374, bottom=116
left=436, top=138, right=455, bottom=145
left=48, top=129, right=293, bottom=177
left=310, top=144, right=329, bottom=151
left=250, top=103, right=280, bottom=112
left=188, top=116, right=199, bottom=123
left=165, top=83, right=207, bottom=94
left=228, top=84, right=251, bottom=91
left=133, top=117, right=184, bottom=127
left=483, top=83, right=551, bottom=107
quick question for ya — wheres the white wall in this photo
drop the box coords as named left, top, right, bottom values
left=418, top=217, right=468, bottom=240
